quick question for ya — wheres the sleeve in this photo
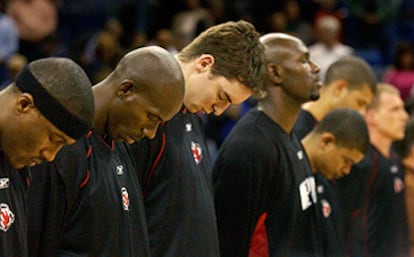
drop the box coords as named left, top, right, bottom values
left=213, top=132, right=276, bottom=257
left=54, top=138, right=90, bottom=215
left=27, top=139, right=90, bottom=256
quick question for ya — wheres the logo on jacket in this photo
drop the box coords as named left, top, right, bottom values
left=321, top=199, right=331, bottom=218
left=121, top=187, right=129, bottom=211
left=116, top=165, right=124, bottom=175
left=393, top=177, right=404, bottom=193
left=390, top=165, right=399, bottom=174
left=191, top=141, right=202, bottom=164
left=0, top=203, right=15, bottom=232
left=0, top=178, right=9, bottom=189
left=185, top=123, right=192, bottom=132
left=299, top=176, right=317, bottom=211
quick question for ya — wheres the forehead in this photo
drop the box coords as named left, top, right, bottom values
left=349, top=85, right=373, bottom=100
left=218, top=76, right=252, bottom=104
left=378, top=92, right=403, bottom=110
left=40, top=113, right=76, bottom=144
left=337, top=146, right=364, bottom=162
left=263, top=36, right=308, bottom=62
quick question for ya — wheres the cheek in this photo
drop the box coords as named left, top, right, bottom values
left=5, top=133, right=42, bottom=159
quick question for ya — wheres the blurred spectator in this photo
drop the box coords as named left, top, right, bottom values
left=0, top=1, right=18, bottom=82
left=146, top=28, right=178, bottom=55
left=83, top=29, right=122, bottom=83
left=0, top=53, right=27, bottom=89
left=171, top=0, right=214, bottom=50
left=383, top=42, right=414, bottom=100
left=84, top=18, right=124, bottom=64
left=265, top=11, right=288, bottom=33
left=6, top=0, right=57, bottom=42
left=396, top=0, right=414, bottom=42
left=313, top=0, right=347, bottom=41
left=38, top=32, right=68, bottom=58
left=309, top=15, right=354, bottom=81
left=284, top=0, right=314, bottom=44
left=343, top=0, right=402, bottom=67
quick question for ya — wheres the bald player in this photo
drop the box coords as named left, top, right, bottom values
left=27, top=46, right=185, bottom=257
left=0, top=57, right=94, bottom=257
left=213, top=33, right=323, bottom=257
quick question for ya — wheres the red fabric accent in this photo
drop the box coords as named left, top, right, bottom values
left=249, top=212, right=269, bottom=257
left=142, top=132, right=166, bottom=198
left=86, top=145, right=92, bottom=158
left=25, top=175, right=30, bottom=187
left=79, top=170, right=91, bottom=188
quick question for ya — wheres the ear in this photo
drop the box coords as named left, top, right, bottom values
left=16, top=93, right=35, bottom=114
left=267, top=63, right=284, bottom=84
left=320, top=132, right=335, bottom=149
left=196, top=54, right=215, bottom=73
left=331, top=80, right=349, bottom=98
left=116, top=79, right=135, bottom=98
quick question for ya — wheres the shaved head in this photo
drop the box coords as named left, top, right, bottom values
left=112, top=46, right=185, bottom=120
left=260, top=33, right=305, bottom=65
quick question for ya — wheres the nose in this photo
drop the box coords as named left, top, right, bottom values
left=310, top=60, right=320, bottom=74
left=213, top=102, right=231, bottom=116
left=40, top=144, right=63, bottom=162
left=341, top=166, right=352, bottom=176
left=403, top=109, right=409, bottom=121
left=142, top=121, right=161, bottom=140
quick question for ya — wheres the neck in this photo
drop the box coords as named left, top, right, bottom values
left=301, top=136, right=317, bottom=174
left=303, top=93, right=331, bottom=122
left=369, top=128, right=392, bottom=157
left=258, top=88, right=302, bottom=134
left=177, top=59, right=192, bottom=109
left=91, top=81, right=112, bottom=137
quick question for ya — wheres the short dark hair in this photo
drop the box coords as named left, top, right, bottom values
left=313, top=108, right=369, bottom=154
left=324, top=56, right=377, bottom=94
left=394, top=118, right=414, bottom=158
left=28, top=57, right=95, bottom=130
left=177, top=20, right=266, bottom=97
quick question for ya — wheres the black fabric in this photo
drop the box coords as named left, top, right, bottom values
left=295, top=109, right=349, bottom=257
left=315, top=174, right=345, bottom=257
left=130, top=109, right=220, bottom=257
left=27, top=139, right=89, bottom=257
left=15, top=66, right=91, bottom=139
left=213, top=108, right=323, bottom=257
left=293, top=109, right=318, bottom=140
left=337, top=145, right=410, bottom=257
left=0, top=153, right=29, bottom=257
left=27, top=132, right=150, bottom=257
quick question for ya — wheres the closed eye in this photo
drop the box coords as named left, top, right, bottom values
left=148, top=113, right=161, bottom=122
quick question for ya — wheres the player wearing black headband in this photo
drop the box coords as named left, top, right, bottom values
left=0, top=57, right=94, bottom=257
left=27, top=46, right=185, bottom=257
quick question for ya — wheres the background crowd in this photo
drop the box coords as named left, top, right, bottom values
left=1, top=0, right=414, bottom=165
